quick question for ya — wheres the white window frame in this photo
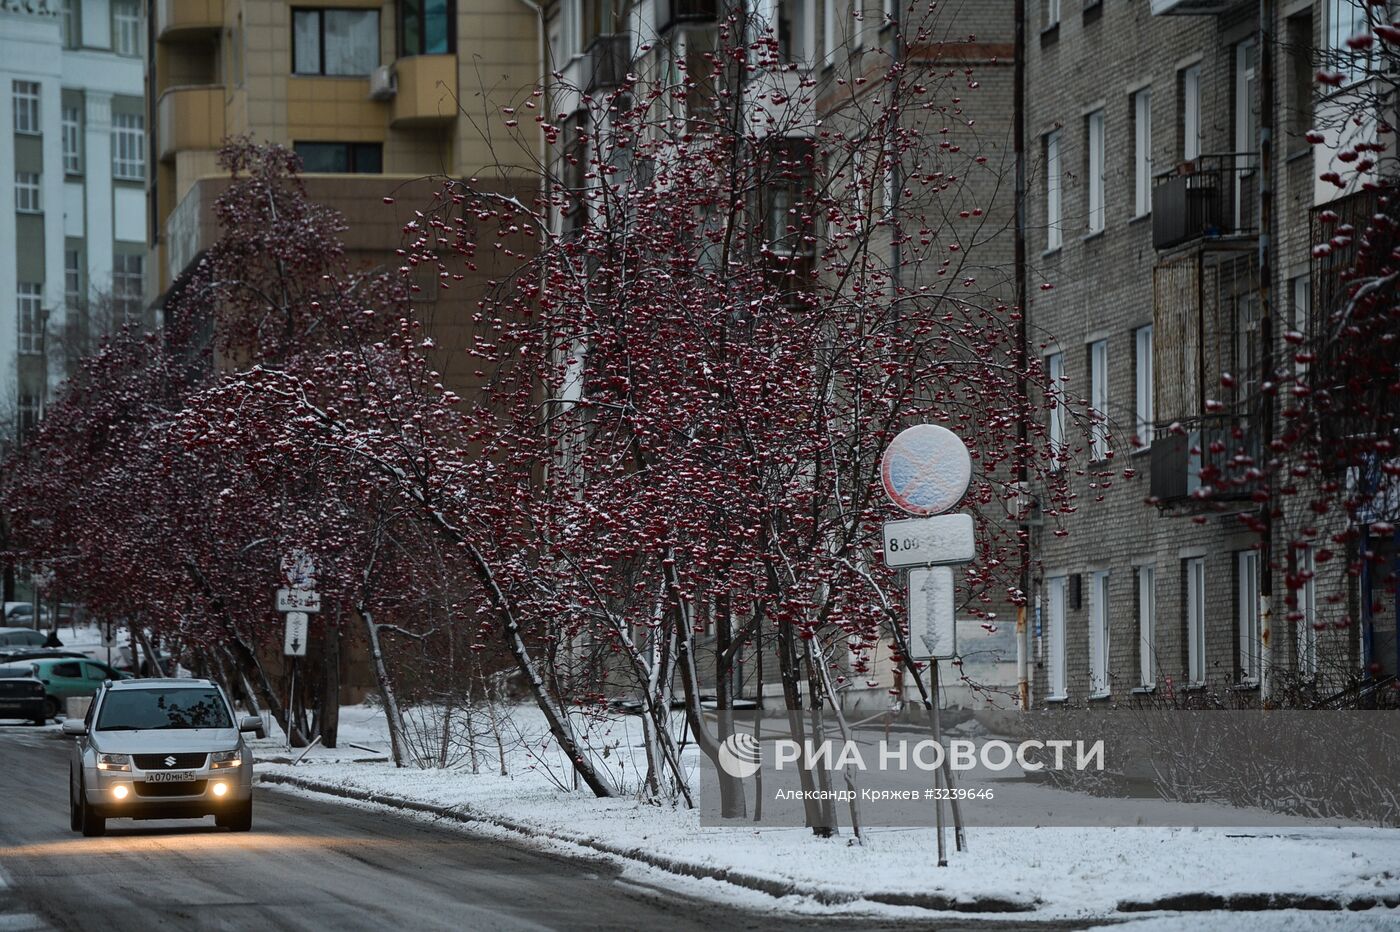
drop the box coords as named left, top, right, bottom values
left=1235, top=39, right=1258, bottom=226
left=62, top=106, right=82, bottom=175
left=1089, top=338, right=1109, bottom=461
left=1297, top=545, right=1318, bottom=679
left=1133, top=88, right=1152, bottom=217
left=1044, top=0, right=1061, bottom=29
left=1047, top=351, right=1066, bottom=467
left=1134, top=324, right=1154, bottom=447
left=1237, top=550, right=1261, bottom=684
left=851, top=0, right=864, bottom=52
left=1089, top=570, right=1111, bottom=698
left=17, top=284, right=44, bottom=356
left=1182, top=63, right=1202, bottom=162
left=1327, top=0, right=1369, bottom=85
left=12, top=81, right=40, bottom=135
left=1087, top=109, right=1105, bottom=233
left=1291, top=275, right=1310, bottom=380
left=823, top=0, right=837, bottom=61
left=1137, top=565, right=1156, bottom=688
left=1187, top=557, right=1207, bottom=685
left=112, top=113, right=146, bottom=182
left=113, top=1, right=142, bottom=57
left=1047, top=576, right=1068, bottom=699
left=65, top=249, right=82, bottom=310
left=1045, top=129, right=1062, bottom=251
left=15, top=172, right=42, bottom=213
left=112, top=253, right=144, bottom=324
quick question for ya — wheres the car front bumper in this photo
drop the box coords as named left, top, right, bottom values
left=84, top=761, right=253, bottom=818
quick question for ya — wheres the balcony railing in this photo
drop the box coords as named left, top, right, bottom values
left=1152, top=154, right=1259, bottom=250
left=1149, top=415, right=1263, bottom=503
left=656, top=0, right=720, bottom=32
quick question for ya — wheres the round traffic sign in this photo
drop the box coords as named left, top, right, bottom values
left=880, top=424, right=971, bottom=516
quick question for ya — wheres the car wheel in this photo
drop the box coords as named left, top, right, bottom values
left=33, top=715, right=47, bottom=727
left=218, top=801, right=252, bottom=832
left=79, top=782, right=105, bottom=837
left=43, top=697, right=60, bottom=720
left=69, top=776, right=81, bottom=832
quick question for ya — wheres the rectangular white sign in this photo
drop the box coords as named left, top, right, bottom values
left=906, top=566, right=957, bottom=660
left=275, top=588, right=321, bottom=613
left=882, top=513, right=975, bottom=568
left=284, top=612, right=309, bottom=657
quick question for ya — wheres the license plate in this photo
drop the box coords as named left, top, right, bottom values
left=145, top=770, right=196, bottom=783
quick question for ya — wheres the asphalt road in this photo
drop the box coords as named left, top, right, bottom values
left=0, top=725, right=1086, bottom=932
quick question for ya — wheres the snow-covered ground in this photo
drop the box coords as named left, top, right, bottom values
left=252, top=703, right=1400, bottom=925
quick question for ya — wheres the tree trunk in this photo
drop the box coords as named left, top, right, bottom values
left=361, top=608, right=417, bottom=768
left=320, top=622, right=340, bottom=749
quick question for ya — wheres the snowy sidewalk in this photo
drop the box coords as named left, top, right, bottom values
left=251, top=705, right=1400, bottom=924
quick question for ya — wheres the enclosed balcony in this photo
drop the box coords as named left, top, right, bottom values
left=1152, top=154, right=1259, bottom=250
left=157, top=86, right=226, bottom=162
left=1150, top=415, right=1264, bottom=503
left=584, top=34, right=632, bottom=94
left=1149, top=0, right=1249, bottom=14
left=656, top=0, right=720, bottom=32
left=155, top=0, right=223, bottom=41
left=391, top=55, right=458, bottom=127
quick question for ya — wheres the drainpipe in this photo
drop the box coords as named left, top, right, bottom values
left=1014, top=0, right=1031, bottom=712
left=511, top=0, right=549, bottom=192
left=1257, top=0, right=1275, bottom=705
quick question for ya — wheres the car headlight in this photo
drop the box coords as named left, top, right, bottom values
left=210, top=750, right=241, bottom=770
left=97, top=753, right=130, bottom=772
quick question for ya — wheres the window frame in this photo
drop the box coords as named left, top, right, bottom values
left=12, top=81, right=40, bottom=135
left=1089, top=570, right=1111, bottom=698
left=1046, top=350, right=1066, bottom=468
left=293, top=141, right=385, bottom=174
left=1186, top=557, right=1207, bottom=686
left=1296, top=545, right=1319, bottom=680
left=1237, top=550, right=1261, bottom=684
left=62, top=106, right=83, bottom=175
left=17, top=283, right=44, bottom=356
left=1181, top=63, right=1202, bottom=162
left=1088, top=337, right=1109, bottom=461
left=65, top=248, right=83, bottom=311
left=1137, top=565, right=1156, bottom=689
left=292, top=7, right=382, bottom=77
left=1046, top=576, right=1068, bottom=700
left=1045, top=128, right=1062, bottom=251
left=15, top=172, right=42, bottom=213
left=112, top=112, right=145, bottom=182
left=112, top=253, right=144, bottom=325
left=1086, top=108, right=1105, bottom=234
left=1132, top=87, right=1152, bottom=218
left=112, top=0, right=142, bottom=57
left=398, top=0, right=456, bottom=57
left=1134, top=324, right=1154, bottom=448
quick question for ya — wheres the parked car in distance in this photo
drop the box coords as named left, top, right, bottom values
left=0, top=664, right=49, bottom=725
left=65, top=678, right=260, bottom=836
left=0, top=649, right=87, bottom=666
left=2, top=604, right=51, bottom=627
left=27, top=657, right=130, bottom=719
left=0, top=627, right=48, bottom=648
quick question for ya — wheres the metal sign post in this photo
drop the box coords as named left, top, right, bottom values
left=276, top=553, right=317, bottom=750
left=880, top=424, right=975, bottom=865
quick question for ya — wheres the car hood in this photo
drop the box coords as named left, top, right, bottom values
left=92, top=728, right=240, bottom=753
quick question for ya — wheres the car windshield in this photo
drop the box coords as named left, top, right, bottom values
left=95, top=688, right=232, bottom=731
left=0, top=665, right=34, bottom=679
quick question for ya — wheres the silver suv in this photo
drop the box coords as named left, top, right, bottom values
left=64, top=678, right=260, bottom=836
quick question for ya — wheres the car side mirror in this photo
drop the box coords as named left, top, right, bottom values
left=239, top=716, right=263, bottom=734
left=61, top=720, right=87, bottom=736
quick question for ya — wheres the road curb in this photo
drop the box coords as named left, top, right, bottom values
left=257, top=771, right=1035, bottom=914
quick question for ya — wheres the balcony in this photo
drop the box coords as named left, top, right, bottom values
left=656, top=0, right=720, bottom=32
left=155, top=0, right=223, bottom=40
left=1149, top=0, right=1248, bottom=13
left=1152, top=154, right=1259, bottom=250
left=157, top=86, right=226, bottom=162
left=584, top=34, right=631, bottom=94
left=1149, top=416, right=1263, bottom=503
left=391, top=55, right=458, bottom=127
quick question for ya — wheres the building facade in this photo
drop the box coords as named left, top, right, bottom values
left=1024, top=0, right=1389, bottom=708
left=0, top=0, right=146, bottom=449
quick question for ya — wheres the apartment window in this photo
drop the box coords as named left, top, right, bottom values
left=294, top=142, right=383, bottom=174
left=1089, top=570, right=1111, bottom=698
left=1181, top=63, right=1202, bottom=162
left=15, top=172, right=42, bottom=213
left=1327, top=0, right=1369, bottom=85
left=777, top=0, right=813, bottom=64
left=62, top=106, right=82, bottom=174
left=1134, top=324, right=1154, bottom=447
left=400, top=0, right=454, bottom=56
left=292, top=8, right=380, bottom=76
left=1237, top=551, right=1261, bottom=683
left=60, top=0, right=80, bottom=48
left=13, top=81, right=40, bottom=135
left=1047, top=576, right=1068, bottom=699
left=1132, top=88, right=1152, bottom=217
left=1086, top=109, right=1105, bottom=233
left=1235, top=39, right=1259, bottom=226
left=823, top=0, right=837, bottom=60
left=1088, top=338, right=1109, bottom=461
left=112, top=114, right=145, bottom=181
left=17, top=284, right=44, bottom=356
left=851, top=0, right=864, bottom=51
left=581, top=0, right=621, bottom=47
left=1291, top=275, right=1311, bottom=380
left=1286, top=10, right=1315, bottom=154
left=1044, top=129, right=1062, bottom=251
left=1137, top=565, right=1156, bottom=689
left=113, top=1, right=141, bottom=56
left=112, top=254, right=144, bottom=324
left=1047, top=351, right=1066, bottom=467
left=1186, top=557, right=1206, bottom=685
left=1043, top=0, right=1060, bottom=30
left=1296, top=545, right=1319, bottom=679
left=65, top=249, right=83, bottom=310
left=17, top=396, right=41, bottom=441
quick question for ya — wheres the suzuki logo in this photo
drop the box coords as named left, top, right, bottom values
left=164, top=756, right=177, bottom=767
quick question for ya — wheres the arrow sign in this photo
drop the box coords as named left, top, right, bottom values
left=906, top=566, right=956, bottom=660
left=284, top=612, right=309, bottom=657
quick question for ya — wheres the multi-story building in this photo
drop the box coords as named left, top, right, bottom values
left=146, top=0, right=543, bottom=390
left=0, top=0, right=146, bottom=449
left=1024, top=0, right=1390, bottom=708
